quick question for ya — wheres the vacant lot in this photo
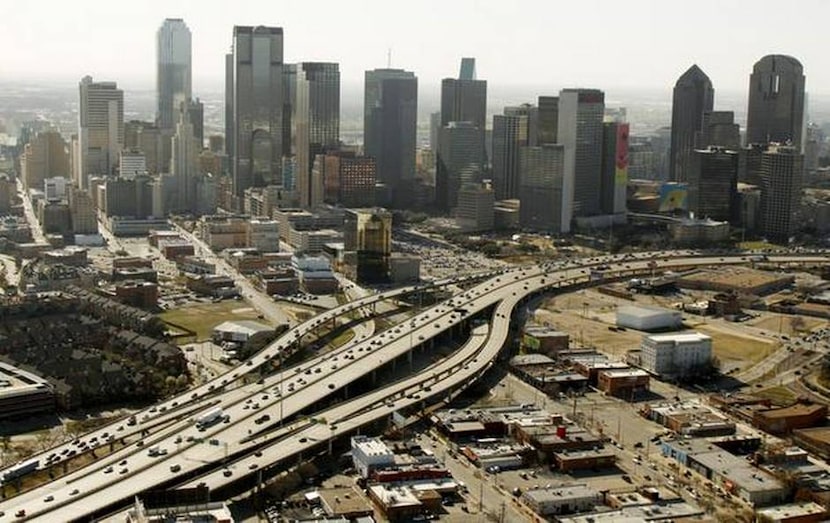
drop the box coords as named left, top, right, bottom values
left=695, top=325, right=777, bottom=369
left=160, top=300, right=270, bottom=343
left=749, top=314, right=827, bottom=336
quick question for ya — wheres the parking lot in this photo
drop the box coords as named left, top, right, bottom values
left=393, top=231, right=504, bottom=281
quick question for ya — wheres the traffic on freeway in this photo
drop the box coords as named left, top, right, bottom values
left=2, top=250, right=829, bottom=521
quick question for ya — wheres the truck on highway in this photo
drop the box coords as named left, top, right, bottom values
left=2, top=459, right=39, bottom=482
left=195, top=407, right=224, bottom=430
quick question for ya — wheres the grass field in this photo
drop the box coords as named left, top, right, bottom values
left=695, top=326, right=777, bottom=366
left=754, top=385, right=797, bottom=406
left=160, top=300, right=271, bottom=343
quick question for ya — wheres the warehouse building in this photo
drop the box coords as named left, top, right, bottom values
left=212, top=320, right=273, bottom=343
left=616, top=304, right=682, bottom=332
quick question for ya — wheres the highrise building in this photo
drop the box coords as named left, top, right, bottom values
left=77, top=76, right=124, bottom=189
left=537, top=96, right=559, bottom=145
left=363, top=69, right=417, bottom=208
left=292, top=62, right=340, bottom=208
left=436, top=122, right=484, bottom=212
left=689, top=147, right=739, bottom=222
left=518, top=144, right=566, bottom=233
left=172, top=108, right=200, bottom=212
left=187, top=98, right=204, bottom=148
left=759, top=145, right=803, bottom=242
left=119, top=150, right=147, bottom=179
left=321, top=151, right=376, bottom=208
left=68, top=185, right=98, bottom=235
left=491, top=109, right=532, bottom=200
left=440, top=58, right=486, bottom=156
left=746, top=55, right=805, bottom=149
left=456, top=182, right=495, bottom=232
left=102, top=176, right=154, bottom=219
left=227, top=26, right=285, bottom=197
left=344, top=208, right=392, bottom=283
left=156, top=18, right=192, bottom=131
left=125, top=121, right=163, bottom=174
left=600, top=122, right=629, bottom=216
left=20, top=130, right=70, bottom=190
left=670, top=65, right=714, bottom=182
left=700, top=111, right=740, bottom=149
left=558, top=88, right=605, bottom=220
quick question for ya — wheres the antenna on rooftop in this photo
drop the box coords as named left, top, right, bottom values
left=387, top=48, right=392, bottom=68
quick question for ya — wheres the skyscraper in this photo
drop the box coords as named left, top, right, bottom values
left=321, top=151, right=376, bottom=208
left=364, top=68, right=417, bottom=208
left=492, top=105, right=534, bottom=201
left=746, top=55, right=805, bottom=149
left=700, top=111, right=740, bottom=149
left=436, top=122, right=484, bottom=211
left=292, top=62, right=340, bottom=208
left=77, top=76, right=124, bottom=190
left=440, top=58, right=487, bottom=132
left=600, top=122, right=629, bottom=216
left=537, top=96, right=559, bottom=145
left=558, top=88, right=605, bottom=221
left=670, top=65, right=714, bottom=182
left=171, top=108, right=200, bottom=213
left=688, top=147, right=739, bottom=222
left=20, top=130, right=70, bottom=190
left=156, top=19, right=192, bottom=131
left=227, top=26, right=285, bottom=197
left=760, top=145, right=803, bottom=242
left=344, top=208, right=392, bottom=284
left=518, top=144, right=566, bottom=233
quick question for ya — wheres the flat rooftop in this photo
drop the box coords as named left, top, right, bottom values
left=647, top=332, right=711, bottom=343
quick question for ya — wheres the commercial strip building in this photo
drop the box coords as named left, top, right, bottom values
left=661, top=438, right=789, bottom=506
left=520, top=484, right=601, bottom=517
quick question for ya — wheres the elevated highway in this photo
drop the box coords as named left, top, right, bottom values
left=2, top=251, right=829, bottom=521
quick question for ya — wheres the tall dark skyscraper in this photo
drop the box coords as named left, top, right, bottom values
left=746, top=55, right=805, bottom=149
left=440, top=58, right=487, bottom=131
left=518, top=144, right=566, bottom=232
left=670, top=65, right=714, bottom=182
left=559, top=88, right=605, bottom=220
left=700, top=111, right=740, bottom=149
left=537, top=96, right=559, bottom=145
left=688, top=147, right=739, bottom=222
left=364, top=68, right=417, bottom=208
left=436, top=122, right=483, bottom=211
left=227, top=26, right=285, bottom=197
left=156, top=19, right=192, bottom=132
left=293, top=62, right=340, bottom=208
left=440, top=58, right=487, bottom=166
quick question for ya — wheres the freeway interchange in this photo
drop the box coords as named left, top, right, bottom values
left=1, top=250, right=829, bottom=521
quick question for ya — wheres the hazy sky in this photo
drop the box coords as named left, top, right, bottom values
left=3, top=0, right=828, bottom=95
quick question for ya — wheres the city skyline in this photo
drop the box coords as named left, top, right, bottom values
left=3, top=0, right=829, bottom=96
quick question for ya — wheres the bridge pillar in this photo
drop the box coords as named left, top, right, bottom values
left=408, top=350, right=413, bottom=371
left=371, top=370, right=377, bottom=385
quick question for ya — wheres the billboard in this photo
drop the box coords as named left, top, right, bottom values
left=658, top=182, right=688, bottom=212
left=615, top=124, right=629, bottom=186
